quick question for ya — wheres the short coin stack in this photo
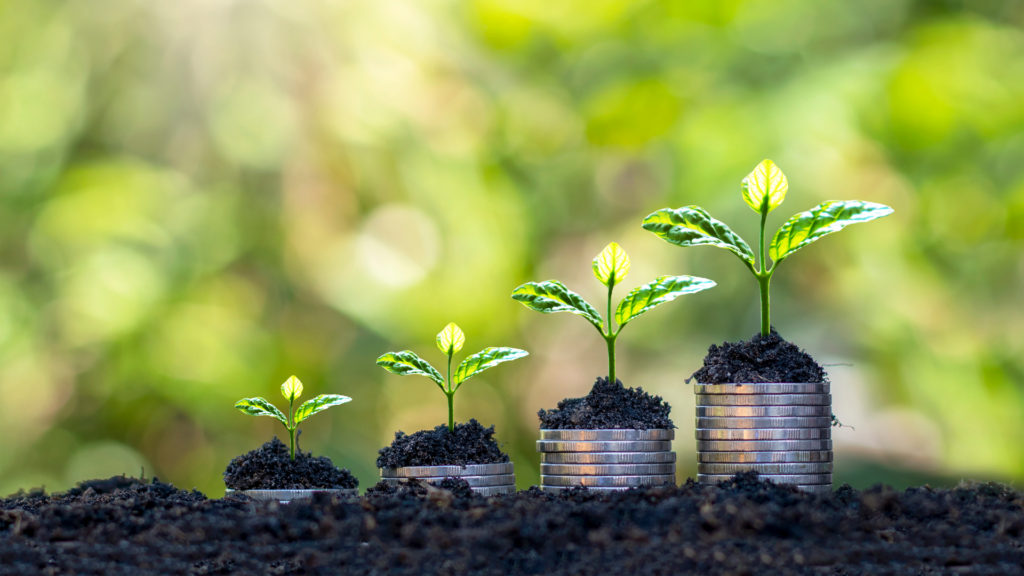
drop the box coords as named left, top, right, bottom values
left=694, top=383, right=832, bottom=495
left=536, top=429, right=676, bottom=492
left=378, top=463, right=516, bottom=496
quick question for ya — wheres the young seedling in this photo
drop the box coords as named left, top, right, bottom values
left=235, top=376, right=351, bottom=461
left=376, top=324, right=528, bottom=432
left=512, top=242, right=715, bottom=385
left=643, top=159, right=894, bottom=336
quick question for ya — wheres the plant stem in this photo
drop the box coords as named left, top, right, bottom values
left=288, top=397, right=296, bottom=461
left=606, top=280, right=616, bottom=384
left=446, top=351, right=454, bottom=432
left=758, top=207, right=770, bottom=337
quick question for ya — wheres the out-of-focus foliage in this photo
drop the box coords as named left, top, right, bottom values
left=1, top=0, right=1023, bottom=495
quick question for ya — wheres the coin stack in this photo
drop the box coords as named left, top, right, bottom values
left=536, top=429, right=676, bottom=492
left=694, top=383, right=832, bottom=495
left=378, top=463, right=516, bottom=496
left=225, top=488, right=358, bottom=504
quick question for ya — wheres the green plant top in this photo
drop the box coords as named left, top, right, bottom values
left=377, top=323, right=528, bottom=432
left=643, top=159, right=894, bottom=337
left=512, top=242, right=715, bottom=386
left=235, top=376, right=351, bottom=461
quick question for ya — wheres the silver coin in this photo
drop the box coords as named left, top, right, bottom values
left=696, top=394, right=831, bottom=406
left=538, top=485, right=674, bottom=493
left=540, top=463, right=676, bottom=476
left=539, top=429, right=674, bottom=441
left=539, top=452, right=678, bottom=464
left=536, top=440, right=672, bottom=453
left=541, top=474, right=676, bottom=487
left=698, top=451, right=832, bottom=463
left=379, top=474, right=516, bottom=487
left=697, top=462, right=833, bottom=475
left=695, top=428, right=830, bottom=441
left=693, top=383, right=830, bottom=395
left=795, top=484, right=833, bottom=496
left=696, top=439, right=832, bottom=452
left=695, top=417, right=832, bottom=429
left=696, top=405, right=831, bottom=418
left=697, top=473, right=832, bottom=485
left=225, top=489, right=358, bottom=503
left=472, top=485, right=516, bottom=496
left=381, top=463, right=515, bottom=478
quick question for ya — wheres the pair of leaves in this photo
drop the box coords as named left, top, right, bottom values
left=235, top=394, right=352, bottom=426
left=377, top=348, right=527, bottom=389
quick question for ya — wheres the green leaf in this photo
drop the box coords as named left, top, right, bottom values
left=769, top=200, right=895, bottom=262
left=511, top=280, right=604, bottom=330
left=615, top=275, right=717, bottom=326
left=741, top=159, right=788, bottom=214
left=453, top=347, right=529, bottom=386
left=376, top=351, right=445, bottom=386
left=235, top=397, right=288, bottom=426
left=436, top=322, right=465, bottom=356
left=294, top=394, right=352, bottom=423
left=280, top=376, right=303, bottom=402
left=642, top=206, right=756, bottom=266
left=592, top=242, right=630, bottom=287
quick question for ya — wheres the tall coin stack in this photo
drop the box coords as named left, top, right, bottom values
left=536, top=429, right=676, bottom=492
left=694, top=383, right=832, bottom=495
left=379, top=463, right=516, bottom=496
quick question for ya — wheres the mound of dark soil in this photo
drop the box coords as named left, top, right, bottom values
left=690, top=329, right=828, bottom=384
left=223, top=436, right=358, bottom=490
left=538, top=377, right=675, bottom=429
left=376, top=419, right=510, bottom=468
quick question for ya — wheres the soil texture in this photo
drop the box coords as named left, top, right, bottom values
left=223, top=436, right=358, bottom=490
left=538, top=377, right=674, bottom=429
left=2, top=472, right=1023, bottom=575
left=690, top=329, right=829, bottom=384
left=376, top=419, right=510, bottom=468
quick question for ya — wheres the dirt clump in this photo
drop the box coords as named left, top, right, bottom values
left=376, top=419, right=510, bottom=468
left=690, top=329, right=828, bottom=384
left=538, top=377, right=674, bottom=429
left=223, top=436, right=358, bottom=490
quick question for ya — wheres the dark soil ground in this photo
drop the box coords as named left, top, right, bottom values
left=690, top=329, right=829, bottom=384
left=223, top=437, right=358, bottom=490
left=2, top=472, right=1022, bottom=575
left=376, top=419, right=510, bottom=468
left=538, top=377, right=675, bottom=430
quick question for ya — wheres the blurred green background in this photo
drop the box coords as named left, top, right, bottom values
left=1, top=0, right=1023, bottom=497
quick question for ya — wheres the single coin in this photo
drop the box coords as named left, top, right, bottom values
left=381, top=463, right=514, bottom=478
left=536, top=440, right=672, bottom=453
left=695, top=417, right=832, bottom=429
left=697, top=462, right=833, bottom=475
left=696, top=439, right=832, bottom=452
left=795, top=484, right=833, bottom=496
left=693, top=383, right=830, bottom=395
left=698, top=451, right=832, bottom=464
left=697, top=473, right=832, bottom=485
left=696, top=405, right=832, bottom=418
left=696, top=394, right=831, bottom=406
left=539, top=429, right=674, bottom=441
left=541, top=474, right=676, bottom=487
left=471, top=485, right=516, bottom=496
left=540, top=463, right=676, bottom=476
left=539, top=452, right=677, bottom=464
left=695, top=428, right=830, bottom=441
left=226, top=489, right=358, bottom=504
left=379, top=474, right=516, bottom=487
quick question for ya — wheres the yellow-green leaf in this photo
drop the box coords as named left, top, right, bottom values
left=615, top=276, right=716, bottom=327
left=511, top=280, right=604, bottom=330
left=436, top=322, right=465, bottom=356
left=592, top=242, right=631, bottom=287
left=741, top=159, right=788, bottom=214
left=769, top=200, right=894, bottom=262
left=235, top=397, right=288, bottom=426
left=453, top=347, right=528, bottom=387
left=280, top=376, right=303, bottom=402
left=376, top=351, right=445, bottom=387
left=294, top=394, right=352, bottom=423
left=642, top=206, right=755, bottom=266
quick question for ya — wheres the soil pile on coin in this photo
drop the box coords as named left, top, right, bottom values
left=690, top=329, right=828, bottom=384
left=223, top=436, right=358, bottom=490
left=538, top=377, right=674, bottom=429
left=376, top=419, right=510, bottom=468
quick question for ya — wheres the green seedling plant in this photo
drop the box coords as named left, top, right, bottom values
left=512, top=242, right=715, bottom=385
left=643, top=159, right=894, bottom=336
left=376, top=324, right=528, bottom=432
left=235, top=376, right=352, bottom=461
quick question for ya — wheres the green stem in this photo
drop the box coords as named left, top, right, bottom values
left=446, top=351, right=454, bottom=432
left=758, top=207, right=770, bottom=337
left=606, top=280, right=616, bottom=384
left=288, top=397, right=296, bottom=461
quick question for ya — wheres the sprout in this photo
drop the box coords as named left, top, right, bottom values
left=234, top=376, right=352, bottom=461
left=377, top=323, right=528, bottom=432
left=512, top=242, right=715, bottom=385
left=643, top=159, right=894, bottom=337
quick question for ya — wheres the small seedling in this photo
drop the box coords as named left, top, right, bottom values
left=643, top=159, right=894, bottom=336
left=512, top=242, right=715, bottom=385
left=235, top=376, right=351, bottom=461
left=377, top=323, right=528, bottom=432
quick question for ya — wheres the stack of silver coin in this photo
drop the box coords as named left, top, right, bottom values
left=536, top=429, right=676, bottom=493
left=378, top=463, right=516, bottom=496
left=694, top=383, right=832, bottom=495
left=224, top=488, right=358, bottom=504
